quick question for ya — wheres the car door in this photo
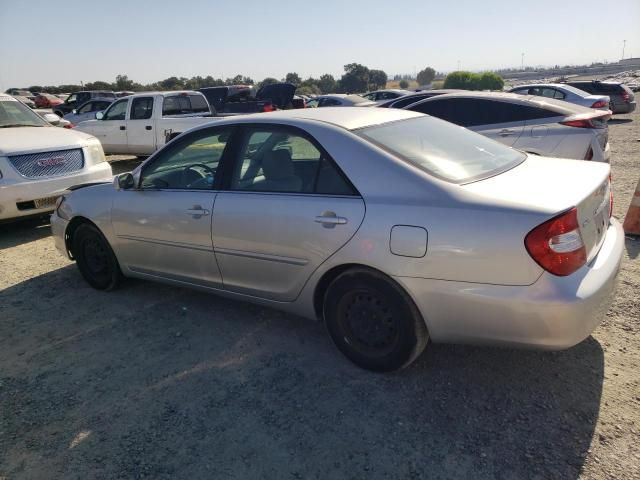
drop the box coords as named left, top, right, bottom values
left=461, top=99, right=525, bottom=146
left=212, top=125, right=365, bottom=301
left=111, top=126, right=234, bottom=287
left=89, top=98, right=129, bottom=153
left=127, top=96, right=156, bottom=155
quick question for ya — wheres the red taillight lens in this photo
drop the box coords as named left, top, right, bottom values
left=584, top=147, right=594, bottom=160
left=262, top=103, right=274, bottom=112
left=525, top=208, right=587, bottom=276
left=622, top=91, right=630, bottom=102
left=591, top=100, right=607, bottom=108
left=560, top=119, right=594, bottom=128
left=64, top=122, right=75, bottom=129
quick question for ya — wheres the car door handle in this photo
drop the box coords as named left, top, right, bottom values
left=185, top=206, right=210, bottom=218
left=145, top=125, right=152, bottom=130
left=315, top=212, right=347, bottom=228
left=499, top=129, right=514, bottom=136
left=120, top=126, right=126, bottom=131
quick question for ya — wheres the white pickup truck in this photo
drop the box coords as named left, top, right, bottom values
left=74, top=91, right=219, bottom=155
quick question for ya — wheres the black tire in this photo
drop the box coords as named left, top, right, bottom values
left=72, top=223, right=122, bottom=291
left=323, top=268, right=428, bottom=372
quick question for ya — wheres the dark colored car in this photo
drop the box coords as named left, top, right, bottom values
left=562, top=81, right=636, bottom=114
left=34, top=93, right=63, bottom=108
left=377, top=89, right=465, bottom=109
left=53, top=90, right=117, bottom=117
left=198, top=83, right=298, bottom=116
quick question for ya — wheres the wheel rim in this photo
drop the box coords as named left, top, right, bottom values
left=337, top=289, right=400, bottom=357
left=82, top=237, right=109, bottom=276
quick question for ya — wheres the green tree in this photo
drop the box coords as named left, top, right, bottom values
left=115, top=74, right=134, bottom=91
left=477, top=72, right=504, bottom=90
left=159, top=76, right=184, bottom=90
left=443, top=71, right=476, bottom=89
left=417, top=67, right=436, bottom=86
left=317, top=74, right=336, bottom=93
left=399, top=80, right=409, bottom=89
left=86, top=80, right=114, bottom=90
left=259, top=77, right=280, bottom=88
left=369, top=69, right=388, bottom=90
left=285, top=72, right=302, bottom=86
left=340, top=63, right=370, bottom=93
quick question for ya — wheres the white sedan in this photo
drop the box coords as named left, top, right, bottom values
left=509, top=83, right=610, bottom=110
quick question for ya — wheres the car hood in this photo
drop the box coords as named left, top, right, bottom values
left=256, top=82, right=296, bottom=108
left=0, top=127, right=95, bottom=156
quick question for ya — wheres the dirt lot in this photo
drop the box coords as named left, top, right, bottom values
left=1, top=113, right=639, bottom=479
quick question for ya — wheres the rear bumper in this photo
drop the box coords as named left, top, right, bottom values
left=612, top=101, right=636, bottom=114
left=394, top=219, right=624, bottom=349
left=0, top=163, right=112, bottom=220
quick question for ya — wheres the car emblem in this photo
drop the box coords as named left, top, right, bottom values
left=36, top=156, right=66, bottom=167
left=582, top=219, right=591, bottom=228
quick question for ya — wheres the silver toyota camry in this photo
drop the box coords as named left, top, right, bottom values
left=51, top=107, right=624, bottom=371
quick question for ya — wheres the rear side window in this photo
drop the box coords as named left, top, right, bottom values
left=358, top=115, right=526, bottom=183
left=162, top=95, right=209, bottom=115
left=130, top=97, right=153, bottom=120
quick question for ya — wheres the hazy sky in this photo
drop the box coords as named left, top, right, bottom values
left=1, top=0, right=639, bottom=89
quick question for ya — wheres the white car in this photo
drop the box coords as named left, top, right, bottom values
left=405, top=92, right=611, bottom=162
left=306, top=94, right=376, bottom=108
left=74, top=91, right=217, bottom=155
left=0, top=94, right=113, bottom=221
left=509, top=84, right=610, bottom=110
left=361, top=89, right=413, bottom=104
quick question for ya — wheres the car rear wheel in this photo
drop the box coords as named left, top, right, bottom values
left=72, top=223, right=122, bottom=291
left=323, top=268, right=428, bottom=372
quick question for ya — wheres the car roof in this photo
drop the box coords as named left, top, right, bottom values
left=114, top=91, right=203, bottom=98
left=212, top=106, right=424, bottom=130
left=368, top=89, right=413, bottom=94
left=415, top=91, right=591, bottom=114
left=0, top=93, right=17, bottom=101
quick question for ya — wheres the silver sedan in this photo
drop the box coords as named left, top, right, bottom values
left=51, top=108, right=624, bottom=371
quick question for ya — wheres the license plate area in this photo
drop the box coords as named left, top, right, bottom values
left=34, top=196, right=60, bottom=209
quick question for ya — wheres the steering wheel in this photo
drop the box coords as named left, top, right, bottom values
left=181, top=163, right=215, bottom=188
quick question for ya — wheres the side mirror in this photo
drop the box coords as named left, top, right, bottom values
left=115, top=172, right=135, bottom=190
left=71, top=109, right=77, bottom=114
left=95, top=111, right=104, bottom=120
left=43, top=113, right=61, bottom=125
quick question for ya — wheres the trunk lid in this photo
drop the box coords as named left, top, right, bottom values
left=463, top=156, right=611, bottom=261
left=256, top=82, right=296, bottom=109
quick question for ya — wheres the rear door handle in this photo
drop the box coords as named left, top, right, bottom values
left=145, top=125, right=152, bottom=130
left=315, top=211, right=347, bottom=228
left=120, top=126, right=126, bottom=131
left=185, top=206, right=210, bottom=218
left=499, top=129, right=514, bottom=136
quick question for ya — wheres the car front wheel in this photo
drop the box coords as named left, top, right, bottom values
left=323, top=268, right=428, bottom=372
left=72, top=223, right=122, bottom=291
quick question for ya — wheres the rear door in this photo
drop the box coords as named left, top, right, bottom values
left=111, top=126, right=234, bottom=287
left=212, top=125, right=365, bottom=301
left=127, top=96, right=156, bottom=155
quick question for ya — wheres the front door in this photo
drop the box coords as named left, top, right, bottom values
left=212, top=125, right=365, bottom=301
left=111, top=126, right=234, bottom=287
left=90, top=98, right=129, bottom=154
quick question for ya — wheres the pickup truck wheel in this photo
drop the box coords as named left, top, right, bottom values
left=72, top=223, right=122, bottom=291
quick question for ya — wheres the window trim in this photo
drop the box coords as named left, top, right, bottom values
left=130, top=96, right=154, bottom=121
left=138, top=125, right=239, bottom=191
left=102, top=98, right=129, bottom=121
left=222, top=123, right=361, bottom=197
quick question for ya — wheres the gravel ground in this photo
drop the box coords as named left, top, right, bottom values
left=1, top=113, right=639, bottom=479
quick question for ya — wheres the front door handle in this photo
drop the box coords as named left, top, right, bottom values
left=499, top=129, right=514, bottom=136
left=120, top=125, right=126, bottom=131
left=145, top=125, right=152, bottom=130
left=185, top=206, right=210, bottom=218
left=315, top=211, right=348, bottom=228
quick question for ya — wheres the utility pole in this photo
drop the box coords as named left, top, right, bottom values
left=521, top=52, right=525, bottom=70
left=457, top=59, right=460, bottom=70
left=622, top=39, right=626, bottom=60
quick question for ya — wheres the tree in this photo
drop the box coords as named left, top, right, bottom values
left=159, top=76, right=184, bottom=90
left=399, top=80, right=409, bottom=89
left=259, top=77, right=280, bottom=88
left=340, top=63, right=370, bottom=93
left=317, top=74, right=336, bottom=94
left=85, top=80, right=114, bottom=90
left=416, top=67, right=436, bottom=86
left=369, top=69, right=388, bottom=90
left=443, top=71, right=476, bottom=89
left=285, top=72, right=302, bottom=86
left=477, top=72, right=504, bottom=90
left=115, top=74, right=134, bottom=91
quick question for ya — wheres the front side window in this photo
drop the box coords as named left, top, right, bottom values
left=357, top=115, right=526, bottom=183
left=140, top=128, right=231, bottom=190
left=230, top=127, right=356, bottom=195
left=65, top=93, right=77, bottom=104
left=103, top=99, right=128, bottom=120
left=78, top=102, right=94, bottom=114
left=130, top=97, right=153, bottom=120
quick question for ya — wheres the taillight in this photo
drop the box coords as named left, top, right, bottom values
left=525, top=208, right=587, bottom=276
left=262, top=103, right=274, bottom=112
left=591, top=100, right=607, bottom=108
left=584, top=147, right=594, bottom=160
left=64, top=122, right=75, bottom=129
left=560, top=119, right=594, bottom=128
left=622, top=91, right=630, bottom=102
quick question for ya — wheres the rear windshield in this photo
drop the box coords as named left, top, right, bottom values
left=357, top=115, right=526, bottom=183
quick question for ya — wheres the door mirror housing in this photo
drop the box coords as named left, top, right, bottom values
left=95, top=111, right=104, bottom=120
left=71, top=109, right=77, bottom=114
left=42, top=113, right=61, bottom=125
left=115, top=172, right=135, bottom=190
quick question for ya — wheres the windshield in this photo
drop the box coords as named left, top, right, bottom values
left=345, top=95, right=370, bottom=104
left=0, top=98, right=49, bottom=128
left=357, top=115, right=526, bottom=183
